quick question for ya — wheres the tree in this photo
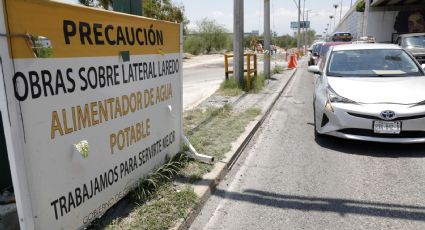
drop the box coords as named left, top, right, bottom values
left=143, top=0, right=189, bottom=33
left=196, top=18, right=229, bottom=53
left=184, top=19, right=231, bottom=54
left=78, top=0, right=110, bottom=8
left=356, top=0, right=365, bottom=12
left=78, top=0, right=189, bottom=31
left=78, top=0, right=97, bottom=7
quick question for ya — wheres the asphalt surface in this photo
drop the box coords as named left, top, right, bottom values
left=182, top=54, right=286, bottom=110
left=183, top=61, right=224, bottom=110
left=190, top=62, right=425, bottom=230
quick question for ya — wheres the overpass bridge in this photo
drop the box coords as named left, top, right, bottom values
left=333, top=0, right=425, bottom=43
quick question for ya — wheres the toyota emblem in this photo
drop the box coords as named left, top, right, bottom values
left=380, top=110, right=396, bottom=120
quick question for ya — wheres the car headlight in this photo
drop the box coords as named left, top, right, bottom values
left=327, top=87, right=356, bottom=104
left=325, top=87, right=356, bottom=113
left=415, top=100, right=425, bottom=106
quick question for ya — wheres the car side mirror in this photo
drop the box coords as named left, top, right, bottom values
left=307, top=65, right=322, bottom=75
left=422, top=64, right=425, bottom=70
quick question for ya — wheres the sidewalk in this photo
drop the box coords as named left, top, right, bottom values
left=173, top=64, right=299, bottom=229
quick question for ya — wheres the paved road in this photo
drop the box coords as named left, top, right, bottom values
left=183, top=60, right=224, bottom=110
left=182, top=54, right=287, bottom=110
left=190, top=61, right=425, bottom=229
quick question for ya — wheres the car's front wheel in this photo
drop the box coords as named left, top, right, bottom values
left=313, top=101, right=322, bottom=138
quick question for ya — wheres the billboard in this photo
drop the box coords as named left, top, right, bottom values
left=1, top=0, right=182, bottom=229
left=394, top=11, right=425, bottom=33
left=290, top=21, right=310, bottom=29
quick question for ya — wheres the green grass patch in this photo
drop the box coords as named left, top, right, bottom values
left=182, top=106, right=261, bottom=178
left=88, top=154, right=194, bottom=230
left=103, top=185, right=198, bottom=230
left=217, top=78, right=243, bottom=96
left=251, top=74, right=266, bottom=93
left=218, top=74, right=266, bottom=95
left=272, top=65, right=284, bottom=74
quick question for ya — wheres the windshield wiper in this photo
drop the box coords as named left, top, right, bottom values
left=368, top=74, right=384, bottom=77
left=327, top=75, right=345, bottom=77
left=368, top=74, right=409, bottom=77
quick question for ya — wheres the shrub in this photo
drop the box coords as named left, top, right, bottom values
left=356, top=0, right=365, bottom=12
left=184, top=35, right=204, bottom=55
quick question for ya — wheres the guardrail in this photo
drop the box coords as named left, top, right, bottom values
left=224, top=53, right=257, bottom=91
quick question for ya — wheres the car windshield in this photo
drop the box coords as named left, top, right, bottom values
left=327, top=49, right=424, bottom=77
left=405, top=35, right=425, bottom=48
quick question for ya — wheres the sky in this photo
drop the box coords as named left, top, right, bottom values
left=60, top=0, right=353, bottom=36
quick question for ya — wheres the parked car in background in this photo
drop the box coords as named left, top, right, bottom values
left=395, top=33, right=425, bottom=64
left=308, top=42, right=323, bottom=66
left=308, top=43, right=425, bottom=143
left=331, top=32, right=353, bottom=42
left=315, top=42, right=351, bottom=66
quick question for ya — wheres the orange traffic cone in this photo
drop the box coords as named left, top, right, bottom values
left=287, top=53, right=297, bottom=69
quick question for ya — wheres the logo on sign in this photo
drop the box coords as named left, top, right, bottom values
left=380, top=110, right=396, bottom=120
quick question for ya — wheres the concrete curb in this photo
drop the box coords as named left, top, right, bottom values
left=172, top=67, right=298, bottom=230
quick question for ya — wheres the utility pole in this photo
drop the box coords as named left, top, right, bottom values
left=302, top=0, right=306, bottom=51
left=362, top=0, right=370, bottom=36
left=340, top=0, right=343, bottom=22
left=297, top=0, right=301, bottom=51
left=305, top=10, right=311, bottom=47
left=234, top=0, right=244, bottom=89
left=264, top=0, right=271, bottom=79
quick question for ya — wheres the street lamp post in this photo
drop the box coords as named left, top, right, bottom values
left=329, top=15, right=334, bottom=32
left=333, top=4, right=338, bottom=30
left=297, top=0, right=301, bottom=51
left=302, top=0, right=306, bottom=52
left=325, top=27, right=328, bottom=40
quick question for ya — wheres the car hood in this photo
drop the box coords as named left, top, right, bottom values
left=327, top=77, right=425, bottom=104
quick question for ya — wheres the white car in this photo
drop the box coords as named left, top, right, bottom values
left=308, top=43, right=425, bottom=143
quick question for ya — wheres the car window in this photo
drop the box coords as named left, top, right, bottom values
left=404, top=36, right=425, bottom=48
left=313, top=44, right=322, bottom=53
left=327, top=49, right=424, bottom=77
left=319, top=46, right=330, bottom=57
left=319, top=55, right=326, bottom=71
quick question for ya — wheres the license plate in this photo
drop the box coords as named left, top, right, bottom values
left=373, top=121, right=401, bottom=134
